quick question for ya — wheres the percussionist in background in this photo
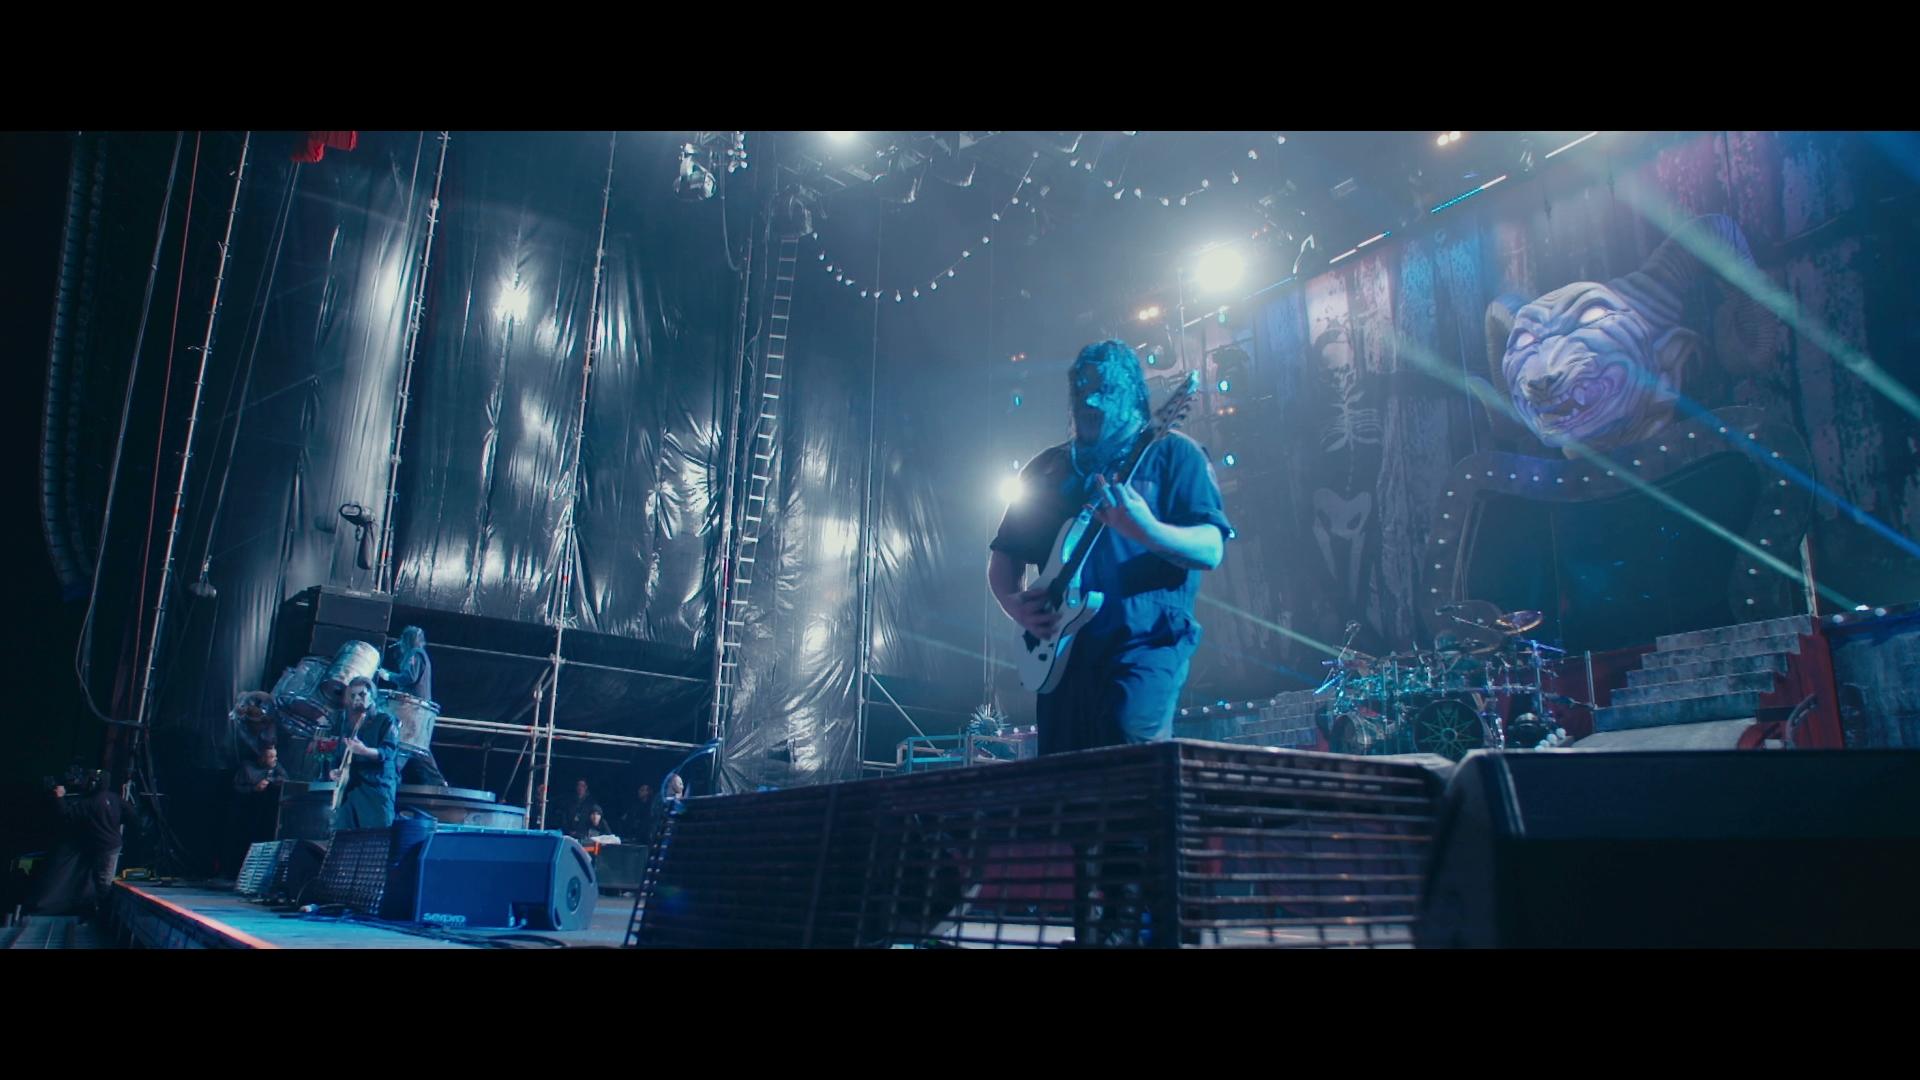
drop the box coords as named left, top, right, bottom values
left=378, top=625, right=447, bottom=787
left=232, top=690, right=279, bottom=765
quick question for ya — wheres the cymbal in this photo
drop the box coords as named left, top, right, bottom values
left=1431, top=599, right=1506, bottom=655
left=1495, top=609, right=1543, bottom=635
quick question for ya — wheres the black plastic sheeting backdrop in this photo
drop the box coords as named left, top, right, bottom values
left=62, top=133, right=739, bottom=780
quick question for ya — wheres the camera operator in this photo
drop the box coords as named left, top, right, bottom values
left=34, top=770, right=139, bottom=916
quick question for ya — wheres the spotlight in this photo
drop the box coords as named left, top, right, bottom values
left=493, top=279, right=531, bottom=323
left=1222, top=453, right=1238, bottom=467
left=674, top=144, right=715, bottom=200
left=998, top=475, right=1025, bottom=504
left=825, top=131, right=858, bottom=143
left=1212, top=346, right=1251, bottom=395
left=339, top=502, right=376, bottom=570
left=774, top=186, right=815, bottom=238
left=1193, top=246, right=1245, bottom=294
left=1137, top=305, right=1162, bottom=322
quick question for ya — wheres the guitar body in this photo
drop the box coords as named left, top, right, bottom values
left=1016, top=507, right=1106, bottom=694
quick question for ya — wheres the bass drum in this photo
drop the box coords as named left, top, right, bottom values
left=1412, top=696, right=1488, bottom=761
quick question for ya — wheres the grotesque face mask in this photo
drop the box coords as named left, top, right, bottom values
left=346, top=684, right=372, bottom=713
left=1071, top=360, right=1145, bottom=451
left=1072, top=363, right=1114, bottom=445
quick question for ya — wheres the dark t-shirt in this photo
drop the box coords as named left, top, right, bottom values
left=991, top=431, right=1232, bottom=651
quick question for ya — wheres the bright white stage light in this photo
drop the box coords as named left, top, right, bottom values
left=1194, top=247, right=1246, bottom=294
left=493, top=280, right=531, bottom=323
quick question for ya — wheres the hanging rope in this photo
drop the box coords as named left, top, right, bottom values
left=74, top=132, right=184, bottom=723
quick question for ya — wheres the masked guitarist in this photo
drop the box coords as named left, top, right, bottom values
left=327, top=677, right=400, bottom=833
left=988, top=339, right=1233, bottom=756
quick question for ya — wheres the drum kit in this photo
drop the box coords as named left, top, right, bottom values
left=270, top=640, right=440, bottom=755
left=1318, top=600, right=1581, bottom=760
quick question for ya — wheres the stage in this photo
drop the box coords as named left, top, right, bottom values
left=103, top=879, right=635, bottom=950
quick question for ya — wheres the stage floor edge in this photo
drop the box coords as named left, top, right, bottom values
left=107, top=880, right=634, bottom=949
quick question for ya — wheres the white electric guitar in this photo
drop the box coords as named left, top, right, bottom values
left=1015, top=371, right=1201, bottom=693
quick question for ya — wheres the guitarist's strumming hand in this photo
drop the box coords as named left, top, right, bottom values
left=1004, top=586, right=1061, bottom=639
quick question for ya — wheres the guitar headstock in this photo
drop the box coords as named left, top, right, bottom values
left=1154, top=370, right=1202, bottom=433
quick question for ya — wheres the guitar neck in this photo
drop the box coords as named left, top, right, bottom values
left=1054, top=427, right=1161, bottom=584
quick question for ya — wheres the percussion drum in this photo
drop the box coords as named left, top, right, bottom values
left=319, top=640, right=382, bottom=704
left=1412, top=696, right=1489, bottom=761
left=379, top=690, right=441, bottom=758
left=273, top=656, right=332, bottom=730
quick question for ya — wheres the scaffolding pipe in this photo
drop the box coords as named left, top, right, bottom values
left=133, top=132, right=250, bottom=733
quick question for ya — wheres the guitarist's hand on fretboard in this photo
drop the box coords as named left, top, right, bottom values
left=1091, top=473, right=1160, bottom=544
